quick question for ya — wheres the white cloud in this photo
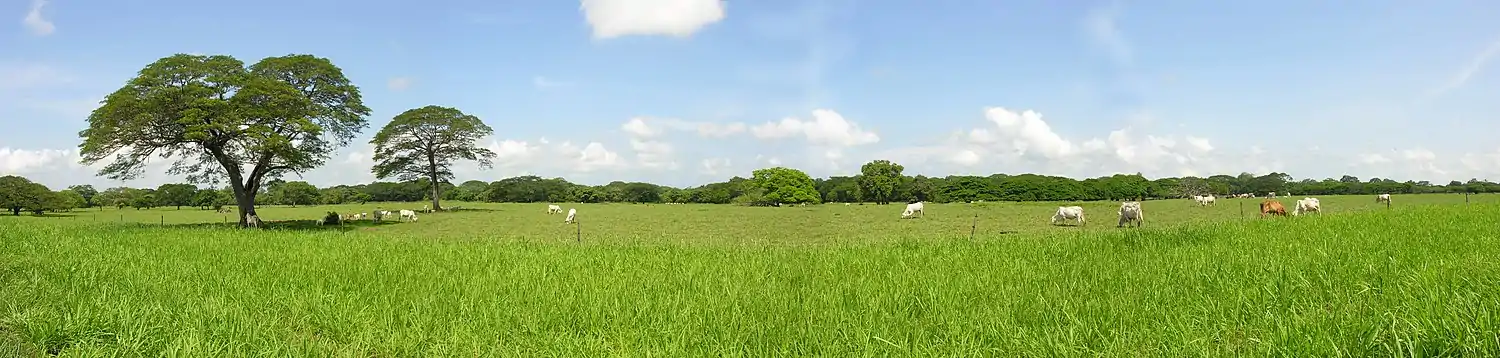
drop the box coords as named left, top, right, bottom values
left=697, top=122, right=746, bottom=137
left=628, top=138, right=676, bottom=169
left=580, top=0, right=726, bottom=39
left=22, top=0, right=54, bottom=36
left=621, top=117, right=661, bottom=138
left=1184, top=136, right=1214, bottom=152
left=619, top=117, right=679, bottom=169
left=387, top=77, right=413, bottom=91
left=700, top=157, right=730, bottom=175
left=0, top=147, right=73, bottom=174
left=973, top=107, right=1076, bottom=159
left=749, top=109, right=878, bottom=147
left=1359, top=153, right=1391, bottom=165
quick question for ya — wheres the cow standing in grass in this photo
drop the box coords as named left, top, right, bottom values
left=1376, top=194, right=1391, bottom=204
left=1052, top=206, right=1085, bottom=226
left=1117, top=201, right=1143, bottom=228
left=1294, top=197, right=1321, bottom=216
left=901, top=202, right=924, bottom=219
left=1260, top=200, right=1287, bottom=218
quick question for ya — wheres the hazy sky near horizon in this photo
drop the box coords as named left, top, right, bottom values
left=3, top=0, right=1499, bottom=189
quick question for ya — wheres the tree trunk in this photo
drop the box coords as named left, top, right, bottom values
left=228, top=179, right=260, bottom=228
left=10, top=207, right=18, bottom=216
left=429, top=174, right=442, bottom=211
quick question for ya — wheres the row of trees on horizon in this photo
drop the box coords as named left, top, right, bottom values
left=6, top=161, right=1498, bottom=216
left=28, top=51, right=1498, bottom=226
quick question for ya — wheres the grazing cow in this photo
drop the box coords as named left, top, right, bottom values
left=399, top=209, right=418, bottom=221
left=564, top=208, right=577, bottom=224
left=1268, top=191, right=1277, bottom=198
left=1376, top=194, right=1391, bottom=204
left=1260, top=200, right=1287, bottom=218
left=547, top=204, right=563, bottom=214
left=245, top=213, right=262, bottom=228
left=1051, top=206, right=1086, bottom=226
left=1294, top=197, right=1321, bottom=216
left=1117, top=201, right=1143, bottom=228
left=1195, top=195, right=1217, bottom=206
left=901, top=202, right=925, bottom=219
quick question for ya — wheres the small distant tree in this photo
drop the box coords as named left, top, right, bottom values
left=271, top=181, right=320, bottom=206
left=55, top=190, right=86, bottom=212
left=370, top=105, right=496, bottom=211
left=68, top=185, right=97, bottom=208
left=156, top=183, right=198, bottom=209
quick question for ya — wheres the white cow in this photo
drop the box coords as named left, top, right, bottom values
left=1052, top=206, right=1086, bottom=226
left=1376, top=194, right=1391, bottom=204
left=547, top=204, right=563, bottom=214
left=1293, top=197, right=1321, bottom=216
left=901, top=202, right=925, bottom=219
left=1117, top=201, right=1143, bottom=228
left=1195, top=195, right=1216, bottom=206
left=1268, top=191, right=1277, bottom=198
left=564, top=208, right=577, bottom=224
left=399, top=209, right=418, bottom=221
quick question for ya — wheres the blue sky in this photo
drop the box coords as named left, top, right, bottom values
left=3, top=0, right=1499, bottom=189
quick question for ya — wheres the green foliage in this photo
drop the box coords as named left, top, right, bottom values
left=156, top=183, right=198, bottom=209
left=4, top=198, right=1500, bottom=355
left=0, top=176, right=52, bottom=215
left=67, top=185, right=97, bottom=207
left=858, top=160, right=905, bottom=204
left=370, top=105, right=496, bottom=211
left=77, top=53, right=370, bottom=226
left=751, top=167, right=820, bottom=205
left=54, top=190, right=86, bottom=212
left=268, top=181, right=320, bottom=206
left=193, top=188, right=233, bottom=210
left=322, top=211, right=342, bottom=226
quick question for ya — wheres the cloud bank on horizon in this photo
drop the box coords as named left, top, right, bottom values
left=3, top=0, right=1500, bottom=189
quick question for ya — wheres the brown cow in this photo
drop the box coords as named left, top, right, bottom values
left=1260, top=199, right=1287, bottom=218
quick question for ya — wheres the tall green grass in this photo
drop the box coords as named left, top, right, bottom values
left=2, top=203, right=1498, bottom=356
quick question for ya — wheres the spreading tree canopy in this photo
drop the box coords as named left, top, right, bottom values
left=77, top=53, right=371, bottom=227
left=370, top=105, right=496, bottom=211
left=859, top=159, right=905, bottom=204
left=751, top=167, right=821, bottom=204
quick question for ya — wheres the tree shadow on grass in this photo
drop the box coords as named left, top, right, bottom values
left=437, top=207, right=498, bottom=213
left=157, top=219, right=407, bottom=232
left=1, top=212, right=79, bottom=218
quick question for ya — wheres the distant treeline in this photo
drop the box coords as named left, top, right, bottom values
left=5, top=163, right=1498, bottom=214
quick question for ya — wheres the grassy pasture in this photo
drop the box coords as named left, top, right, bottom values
left=26, top=193, right=1500, bottom=245
left=2, top=194, right=1499, bottom=356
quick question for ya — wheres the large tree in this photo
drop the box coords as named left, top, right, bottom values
left=370, top=105, right=496, bottom=211
left=858, top=160, right=905, bottom=204
left=0, top=176, right=52, bottom=216
left=751, top=167, right=821, bottom=204
left=67, top=185, right=97, bottom=208
left=78, top=54, right=371, bottom=227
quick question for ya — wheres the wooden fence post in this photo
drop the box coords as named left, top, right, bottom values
left=969, top=214, right=978, bottom=240
left=575, top=221, right=581, bottom=243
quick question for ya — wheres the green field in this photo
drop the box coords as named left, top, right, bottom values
left=4, top=194, right=1499, bottom=356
